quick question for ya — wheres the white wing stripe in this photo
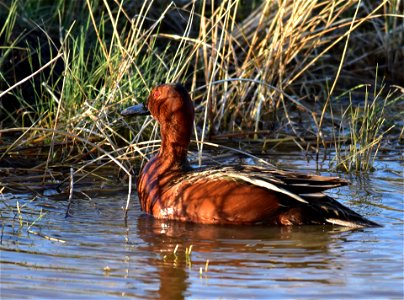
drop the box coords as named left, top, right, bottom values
left=224, top=173, right=308, bottom=204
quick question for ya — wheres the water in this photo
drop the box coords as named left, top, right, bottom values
left=1, top=153, right=403, bottom=299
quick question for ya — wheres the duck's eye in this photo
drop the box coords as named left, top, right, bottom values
left=153, top=90, right=161, bottom=98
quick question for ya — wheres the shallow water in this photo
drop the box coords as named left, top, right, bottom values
left=1, top=152, right=403, bottom=299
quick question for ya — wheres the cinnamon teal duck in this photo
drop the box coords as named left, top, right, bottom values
left=121, top=83, right=379, bottom=227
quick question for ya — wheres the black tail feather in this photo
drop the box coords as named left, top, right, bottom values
left=302, top=194, right=381, bottom=228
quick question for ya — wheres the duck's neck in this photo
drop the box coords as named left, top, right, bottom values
left=158, top=124, right=191, bottom=170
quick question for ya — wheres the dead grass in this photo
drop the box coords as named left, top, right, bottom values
left=0, top=0, right=402, bottom=189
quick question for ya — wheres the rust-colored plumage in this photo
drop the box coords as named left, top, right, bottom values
left=121, top=84, right=379, bottom=227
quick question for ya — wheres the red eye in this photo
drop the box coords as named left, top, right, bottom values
left=154, top=90, right=161, bottom=98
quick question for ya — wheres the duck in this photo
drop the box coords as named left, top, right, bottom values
left=121, top=83, right=379, bottom=227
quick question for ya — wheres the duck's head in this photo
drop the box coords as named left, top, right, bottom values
left=121, top=84, right=195, bottom=158
left=121, top=83, right=194, bottom=127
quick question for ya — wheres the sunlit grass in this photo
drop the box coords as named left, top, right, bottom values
left=0, top=0, right=402, bottom=179
left=332, top=81, right=399, bottom=172
left=0, top=193, right=47, bottom=232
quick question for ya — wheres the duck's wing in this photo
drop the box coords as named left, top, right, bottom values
left=240, top=165, right=350, bottom=194
left=204, top=165, right=380, bottom=227
left=245, top=166, right=380, bottom=227
left=192, top=164, right=348, bottom=192
left=173, top=164, right=379, bottom=227
left=175, top=164, right=347, bottom=205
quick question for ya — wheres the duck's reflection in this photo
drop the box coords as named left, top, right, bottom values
left=134, top=215, right=361, bottom=299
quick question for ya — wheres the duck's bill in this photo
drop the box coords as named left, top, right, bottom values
left=120, top=103, right=150, bottom=116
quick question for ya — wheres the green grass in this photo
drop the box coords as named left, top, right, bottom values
left=332, top=80, right=399, bottom=172
left=0, top=0, right=402, bottom=182
left=0, top=194, right=47, bottom=232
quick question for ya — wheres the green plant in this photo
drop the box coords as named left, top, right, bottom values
left=332, top=81, right=399, bottom=172
left=0, top=0, right=401, bottom=177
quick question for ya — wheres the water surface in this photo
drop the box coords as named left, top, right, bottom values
left=1, top=152, right=403, bottom=299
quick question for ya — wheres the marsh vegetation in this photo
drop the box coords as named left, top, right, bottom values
left=1, top=0, right=402, bottom=182
left=0, top=0, right=402, bottom=230
left=0, top=2, right=403, bottom=298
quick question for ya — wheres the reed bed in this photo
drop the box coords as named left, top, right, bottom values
left=0, top=0, right=403, bottom=194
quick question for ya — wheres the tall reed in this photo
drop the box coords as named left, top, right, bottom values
left=0, top=0, right=402, bottom=175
